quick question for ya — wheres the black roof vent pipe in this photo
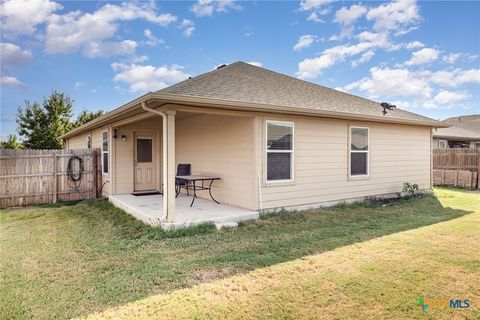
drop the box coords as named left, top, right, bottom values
left=380, top=102, right=396, bottom=116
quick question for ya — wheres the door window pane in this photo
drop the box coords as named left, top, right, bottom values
left=267, top=153, right=291, bottom=181
left=351, top=152, right=367, bottom=176
left=103, top=152, right=109, bottom=173
left=137, top=139, right=152, bottom=163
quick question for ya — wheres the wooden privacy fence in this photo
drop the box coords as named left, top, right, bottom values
left=0, top=149, right=101, bottom=207
left=433, top=148, right=480, bottom=189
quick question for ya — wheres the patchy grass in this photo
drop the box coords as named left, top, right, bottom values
left=1, top=188, right=478, bottom=319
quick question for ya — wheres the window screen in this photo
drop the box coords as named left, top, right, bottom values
left=266, top=121, right=293, bottom=181
left=136, top=138, right=152, bottom=163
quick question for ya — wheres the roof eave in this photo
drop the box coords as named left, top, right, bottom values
left=60, top=92, right=447, bottom=140
left=151, top=93, right=448, bottom=128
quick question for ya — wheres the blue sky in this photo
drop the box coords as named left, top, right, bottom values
left=1, top=0, right=479, bottom=140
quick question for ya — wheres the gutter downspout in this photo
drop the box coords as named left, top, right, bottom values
left=142, top=102, right=169, bottom=222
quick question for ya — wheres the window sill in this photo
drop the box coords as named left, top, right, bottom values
left=348, top=175, right=370, bottom=181
left=265, top=180, right=295, bottom=187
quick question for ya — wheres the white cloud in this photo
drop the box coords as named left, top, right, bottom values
left=130, top=55, right=149, bottom=63
left=351, top=51, right=375, bottom=68
left=179, top=19, right=195, bottom=38
left=404, top=48, right=440, bottom=66
left=344, top=67, right=432, bottom=100
left=430, top=69, right=480, bottom=87
left=0, top=0, right=61, bottom=37
left=44, top=2, right=176, bottom=57
left=247, top=61, right=263, bottom=67
left=74, top=81, right=85, bottom=90
left=1, top=76, right=25, bottom=88
left=83, top=40, right=137, bottom=58
left=111, top=63, right=190, bottom=92
left=293, top=35, right=316, bottom=51
left=432, top=90, right=470, bottom=105
left=307, top=12, right=323, bottom=23
left=405, top=41, right=424, bottom=49
left=300, top=0, right=333, bottom=11
left=334, top=4, right=367, bottom=37
left=0, top=43, right=33, bottom=69
left=442, top=53, right=461, bottom=64
left=297, top=41, right=384, bottom=78
left=144, top=29, right=164, bottom=47
left=191, top=0, right=241, bottom=17
left=244, top=31, right=254, bottom=37
left=366, top=0, right=420, bottom=33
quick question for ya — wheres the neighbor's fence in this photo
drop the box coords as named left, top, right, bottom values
left=433, top=148, right=480, bottom=189
left=0, top=149, right=101, bottom=207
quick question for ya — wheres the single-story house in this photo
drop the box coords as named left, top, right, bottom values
left=61, top=61, right=446, bottom=227
left=433, top=115, right=480, bottom=149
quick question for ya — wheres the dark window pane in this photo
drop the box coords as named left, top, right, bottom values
left=103, top=153, right=109, bottom=173
left=351, top=128, right=368, bottom=151
left=137, top=139, right=152, bottom=163
left=87, top=136, right=92, bottom=149
left=267, top=122, right=292, bottom=150
left=351, top=152, right=367, bottom=176
left=267, top=153, right=291, bottom=180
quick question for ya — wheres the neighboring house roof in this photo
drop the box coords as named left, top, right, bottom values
left=433, top=114, right=480, bottom=140
left=61, top=61, right=445, bottom=139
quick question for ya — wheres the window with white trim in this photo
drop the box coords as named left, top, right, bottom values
left=266, top=121, right=294, bottom=182
left=87, top=135, right=92, bottom=149
left=349, top=127, right=369, bottom=177
left=102, top=131, right=109, bottom=174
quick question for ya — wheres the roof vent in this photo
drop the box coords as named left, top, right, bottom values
left=216, top=64, right=227, bottom=70
left=380, top=102, right=396, bottom=116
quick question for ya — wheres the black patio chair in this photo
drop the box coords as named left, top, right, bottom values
left=175, top=163, right=191, bottom=197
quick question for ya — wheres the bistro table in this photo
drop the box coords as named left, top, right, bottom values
left=175, top=175, right=221, bottom=207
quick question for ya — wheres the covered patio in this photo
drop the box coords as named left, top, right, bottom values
left=105, top=101, right=258, bottom=228
left=109, top=193, right=259, bottom=229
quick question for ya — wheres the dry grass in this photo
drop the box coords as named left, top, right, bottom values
left=80, top=188, right=480, bottom=320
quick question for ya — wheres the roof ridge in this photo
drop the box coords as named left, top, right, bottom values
left=157, top=62, right=241, bottom=93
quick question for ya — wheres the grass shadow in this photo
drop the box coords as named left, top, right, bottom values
left=0, top=188, right=475, bottom=319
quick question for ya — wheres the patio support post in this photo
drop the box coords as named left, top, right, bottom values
left=165, top=110, right=176, bottom=222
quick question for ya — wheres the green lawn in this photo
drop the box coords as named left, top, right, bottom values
left=1, top=188, right=478, bottom=319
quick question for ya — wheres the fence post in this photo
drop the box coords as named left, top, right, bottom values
left=477, top=149, right=480, bottom=189
left=52, top=152, right=58, bottom=203
left=92, top=150, right=98, bottom=198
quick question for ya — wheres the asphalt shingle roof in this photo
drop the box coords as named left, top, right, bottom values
left=159, top=61, right=439, bottom=124
left=433, top=114, right=480, bottom=139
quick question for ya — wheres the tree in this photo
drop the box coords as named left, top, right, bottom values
left=17, top=91, right=73, bottom=149
left=0, top=134, right=22, bottom=149
left=73, top=110, right=105, bottom=128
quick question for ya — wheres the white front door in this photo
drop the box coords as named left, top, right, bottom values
left=134, top=134, right=156, bottom=191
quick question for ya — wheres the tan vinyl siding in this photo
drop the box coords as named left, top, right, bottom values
left=65, top=128, right=112, bottom=196
left=256, top=114, right=432, bottom=210
left=176, top=114, right=256, bottom=210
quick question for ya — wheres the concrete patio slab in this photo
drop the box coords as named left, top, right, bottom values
left=109, top=194, right=259, bottom=229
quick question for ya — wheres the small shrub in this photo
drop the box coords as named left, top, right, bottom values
left=402, top=182, right=419, bottom=197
